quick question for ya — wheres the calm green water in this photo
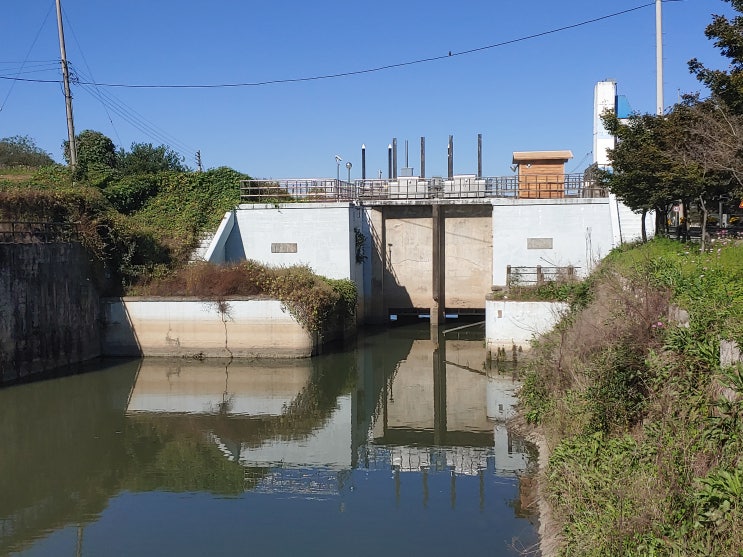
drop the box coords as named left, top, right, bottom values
left=0, top=324, right=538, bottom=557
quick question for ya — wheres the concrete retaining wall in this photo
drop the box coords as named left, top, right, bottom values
left=102, top=298, right=323, bottom=358
left=485, top=300, right=568, bottom=353
left=0, top=243, right=101, bottom=381
left=491, top=198, right=614, bottom=286
left=220, top=203, right=362, bottom=281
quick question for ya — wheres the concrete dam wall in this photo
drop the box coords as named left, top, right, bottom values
left=0, top=243, right=101, bottom=381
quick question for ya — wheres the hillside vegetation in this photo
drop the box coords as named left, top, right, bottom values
left=0, top=163, right=245, bottom=292
left=521, top=238, right=743, bottom=556
left=0, top=150, right=356, bottom=333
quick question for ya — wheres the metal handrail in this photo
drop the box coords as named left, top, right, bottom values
left=239, top=174, right=606, bottom=203
left=0, top=221, right=80, bottom=244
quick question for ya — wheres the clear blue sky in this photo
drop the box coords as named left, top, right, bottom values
left=0, top=0, right=736, bottom=179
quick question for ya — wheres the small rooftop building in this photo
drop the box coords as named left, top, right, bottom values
left=512, top=150, right=573, bottom=199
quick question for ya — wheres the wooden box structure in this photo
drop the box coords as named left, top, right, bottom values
left=513, top=150, right=573, bottom=199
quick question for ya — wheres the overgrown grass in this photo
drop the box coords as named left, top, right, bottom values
left=132, top=261, right=357, bottom=334
left=0, top=165, right=246, bottom=294
left=520, top=237, right=743, bottom=556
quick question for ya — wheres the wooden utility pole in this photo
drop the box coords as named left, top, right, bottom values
left=56, top=0, right=77, bottom=173
left=655, top=0, right=664, bottom=116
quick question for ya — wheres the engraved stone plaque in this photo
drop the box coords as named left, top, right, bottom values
left=527, top=238, right=553, bottom=249
left=271, top=243, right=298, bottom=253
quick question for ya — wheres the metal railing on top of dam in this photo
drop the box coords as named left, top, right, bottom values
left=239, top=174, right=607, bottom=203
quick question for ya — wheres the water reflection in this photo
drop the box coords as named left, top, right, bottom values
left=0, top=324, right=537, bottom=557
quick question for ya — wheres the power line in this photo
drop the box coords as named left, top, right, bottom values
left=0, top=1, right=55, bottom=112
left=1, top=2, right=659, bottom=90
left=61, top=11, right=122, bottom=147
left=72, top=64, right=197, bottom=158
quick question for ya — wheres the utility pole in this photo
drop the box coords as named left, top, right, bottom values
left=56, top=0, right=77, bottom=173
left=655, top=0, right=664, bottom=116
left=196, top=150, right=203, bottom=172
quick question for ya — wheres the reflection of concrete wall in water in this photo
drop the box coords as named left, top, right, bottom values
left=392, top=445, right=490, bottom=476
left=127, top=361, right=312, bottom=415
left=445, top=340, right=489, bottom=433
left=125, top=360, right=353, bottom=470
left=239, top=396, right=352, bottom=469
left=487, top=372, right=520, bottom=421
left=376, top=339, right=435, bottom=432
left=494, top=425, right=528, bottom=473
left=366, top=335, right=530, bottom=476
left=372, top=339, right=494, bottom=437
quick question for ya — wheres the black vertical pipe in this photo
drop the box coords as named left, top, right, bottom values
left=420, top=137, right=426, bottom=179
left=361, top=144, right=366, bottom=180
left=387, top=144, right=392, bottom=179
left=392, top=138, right=398, bottom=180
left=477, top=133, right=482, bottom=179
left=447, top=135, right=453, bottom=179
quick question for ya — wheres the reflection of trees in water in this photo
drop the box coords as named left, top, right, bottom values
left=0, top=360, right=139, bottom=556
left=123, top=350, right=359, bottom=493
left=0, top=351, right=362, bottom=555
left=120, top=417, right=255, bottom=494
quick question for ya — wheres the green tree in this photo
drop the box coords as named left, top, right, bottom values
left=0, top=135, right=54, bottom=167
left=118, top=143, right=188, bottom=175
left=63, top=130, right=117, bottom=181
left=689, top=0, right=743, bottom=113
left=600, top=111, right=697, bottom=241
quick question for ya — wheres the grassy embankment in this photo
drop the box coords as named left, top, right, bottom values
left=0, top=166, right=356, bottom=333
left=519, top=237, right=743, bottom=556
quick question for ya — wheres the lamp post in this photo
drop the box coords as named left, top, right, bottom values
left=387, top=144, right=392, bottom=179
left=361, top=144, right=366, bottom=180
left=335, top=154, right=342, bottom=182
left=346, top=161, right=352, bottom=183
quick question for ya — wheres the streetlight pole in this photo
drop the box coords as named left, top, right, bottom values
left=335, top=154, right=342, bottom=182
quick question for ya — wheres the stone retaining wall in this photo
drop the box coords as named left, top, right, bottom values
left=0, top=243, right=101, bottom=381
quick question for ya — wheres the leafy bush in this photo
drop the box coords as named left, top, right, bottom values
left=522, top=237, right=743, bottom=556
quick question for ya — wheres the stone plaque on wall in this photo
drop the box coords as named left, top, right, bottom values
left=271, top=243, right=298, bottom=253
left=527, top=238, right=553, bottom=249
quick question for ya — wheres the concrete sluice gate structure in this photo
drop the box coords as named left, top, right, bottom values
left=124, top=337, right=526, bottom=497
left=199, top=163, right=648, bottom=351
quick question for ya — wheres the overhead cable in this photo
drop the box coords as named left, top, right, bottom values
left=1, top=2, right=659, bottom=90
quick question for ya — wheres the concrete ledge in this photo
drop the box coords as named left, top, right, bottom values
left=102, top=298, right=316, bottom=358
left=485, top=300, right=568, bottom=353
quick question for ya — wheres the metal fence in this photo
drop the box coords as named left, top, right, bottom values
left=239, top=174, right=606, bottom=204
left=0, top=221, right=80, bottom=244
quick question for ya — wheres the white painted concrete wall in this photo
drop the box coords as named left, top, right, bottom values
left=485, top=300, right=568, bottom=350
left=202, top=210, right=235, bottom=264
left=224, top=203, right=358, bottom=280
left=102, top=298, right=315, bottom=358
left=491, top=198, right=613, bottom=286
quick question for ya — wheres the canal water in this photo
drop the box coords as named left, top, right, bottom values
left=0, top=323, right=538, bottom=557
